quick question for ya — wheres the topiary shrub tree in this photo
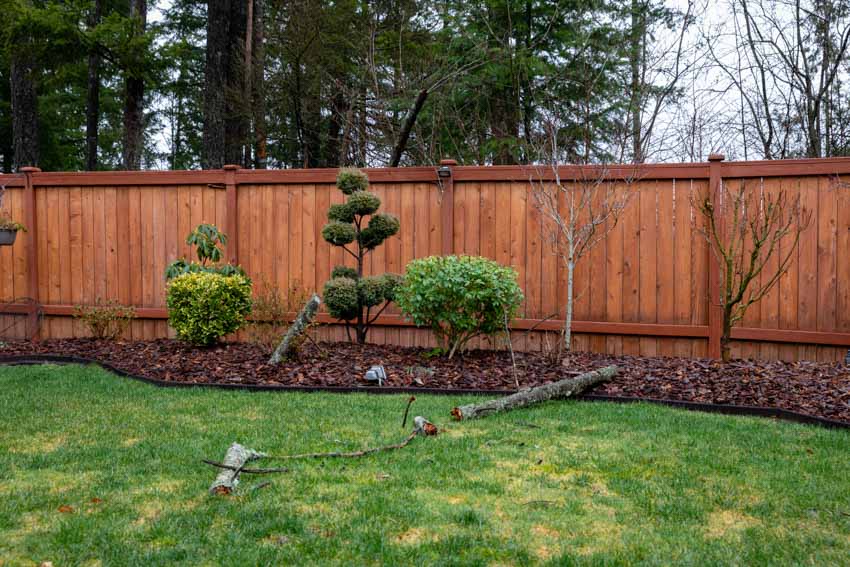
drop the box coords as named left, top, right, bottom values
left=321, top=168, right=401, bottom=343
left=396, top=255, right=524, bottom=359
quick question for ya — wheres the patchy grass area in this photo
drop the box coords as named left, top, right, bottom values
left=1, top=364, right=849, bottom=566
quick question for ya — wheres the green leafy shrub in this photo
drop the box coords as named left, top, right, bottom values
left=165, top=224, right=245, bottom=279
left=321, top=168, right=400, bottom=343
left=73, top=299, right=135, bottom=340
left=396, top=255, right=524, bottom=358
left=166, top=271, right=253, bottom=345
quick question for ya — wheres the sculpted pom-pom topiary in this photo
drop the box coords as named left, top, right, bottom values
left=359, top=213, right=401, bottom=250
left=321, top=168, right=401, bottom=343
left=322, top=221, right=357, bottom=246
left=336, top=168, right=370, bottom=195
left=327, top=203, right=356, bottom=223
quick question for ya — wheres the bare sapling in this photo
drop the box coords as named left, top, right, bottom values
left=695, top=181, right=812, bottom=361
left=529, top=125, right=636, bottom=355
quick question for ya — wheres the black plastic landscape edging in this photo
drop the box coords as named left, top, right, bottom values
left=1, top=354, right=848, bottom=430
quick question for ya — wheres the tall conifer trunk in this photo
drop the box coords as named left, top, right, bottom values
left=123, top=0, right=147, bottom=170
left=11, top=47, right=38, bottom=169
left=86, top=0, right=103, bottom=171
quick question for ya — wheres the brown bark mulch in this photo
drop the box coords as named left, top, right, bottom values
left=1, top=338, right=849, bottom=425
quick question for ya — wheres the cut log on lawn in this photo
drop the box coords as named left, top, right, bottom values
left=450, top=365, right=618, bottom=421
left=268, top=294, right=321, bottom=365
left=208, top=442, right=266, bottom=495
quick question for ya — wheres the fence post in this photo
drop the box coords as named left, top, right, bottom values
left=707, top=154, right=725, bottom=359
left=223, top=165, right=239, bottom=264
left=20, top=166, right=41, bottom=339
left=438, top=159, right=456, bottom=255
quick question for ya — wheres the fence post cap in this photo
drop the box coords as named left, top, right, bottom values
left=439, top=159, right=458, bottom=166
left=707, top=154, right=725, bottom=162
left=19, top=166, right=42, bottom=173
left=222, top=164, right=240, bottom=171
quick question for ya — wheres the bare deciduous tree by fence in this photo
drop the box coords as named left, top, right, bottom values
left=1, top=157, right=850, bottom=362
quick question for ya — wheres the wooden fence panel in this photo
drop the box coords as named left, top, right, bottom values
left=2, top=161, right=850, bottom=361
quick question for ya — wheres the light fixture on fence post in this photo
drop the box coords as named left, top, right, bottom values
left=437, top=164, right=452, bottom=178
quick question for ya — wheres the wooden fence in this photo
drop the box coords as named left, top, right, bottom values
left=1, top=157, right=849, bottom=361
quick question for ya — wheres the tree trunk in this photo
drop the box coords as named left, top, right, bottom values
left=450, top=365, right=617, bottom=420
left=721, top=311, right=733, bottom=362
left=243, top=0, right=253, bottom=166
left=203, top=0, right=249, bottom=168
left=389, top=89, right=429, bottom=167
left=85, top=0, right=103, bottom=171
left=224, top=0, right=249, bottom=167
left=251, top=0, right=267, bottom=169
left=324, top=92, right=347, bottom=167
left=268, top=294, right=321, bottom=365
left=122, top=0, right=147, bottom=170
left=11, top=47, right=38, bottom=169
left=629, top=0, right=646, bottom=163
left=564, top=259, right=575, bottom=351
left=202, top=0, right=228, bottom=168
left=208, top=442, right=266, bottom=495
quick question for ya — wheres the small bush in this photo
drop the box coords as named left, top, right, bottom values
left=396, top=255, right=524, bottom=358
left=73, top=299, right=135, bottom=340
left=166, top=272, right=253, bottom=345
left=246, top=279, right=316, bottom=356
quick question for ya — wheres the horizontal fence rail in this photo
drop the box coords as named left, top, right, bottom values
left=2, top=157, right=850, bottom=362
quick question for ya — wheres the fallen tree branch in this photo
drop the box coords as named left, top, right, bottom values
left=205, top=417, right=438, bottom=494
left=268, top=294, right=321, bottom=365
left=401, top=396, right=416, bottom=429
left=450, top=366, right=618, bottom=420
left=267, top=430, right=422, bottom=461
left=203, top=460, right=290, bottom=474
left=208, top=443, right=267, bottom=495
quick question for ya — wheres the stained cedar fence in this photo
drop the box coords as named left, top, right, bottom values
left=1, top=157, right=849, bottom=361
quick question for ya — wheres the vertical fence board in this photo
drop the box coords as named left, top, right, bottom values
left=621, top=182, right=641, bottom=356
left=605, top=184, right=624, bottom=356
left=797, top=176, right=820, bottom=360
left=816, top=176, right=838, bottom=362
left=656, top=182, right=675, bottom=356
left=638, top=181, right=658, bottom=356
left=673, top=181, right=693, bottom=357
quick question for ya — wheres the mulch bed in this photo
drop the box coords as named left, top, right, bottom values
left=1, top=338, right=849, bottom=425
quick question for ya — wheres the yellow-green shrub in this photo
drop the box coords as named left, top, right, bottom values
left=166, top=272, right=253, bottom=345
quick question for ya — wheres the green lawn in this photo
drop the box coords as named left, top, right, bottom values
left=1, top=364, right=849, bottom=566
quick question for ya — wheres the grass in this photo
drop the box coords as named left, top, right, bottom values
left=1, top=364, right=849, bottom=566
